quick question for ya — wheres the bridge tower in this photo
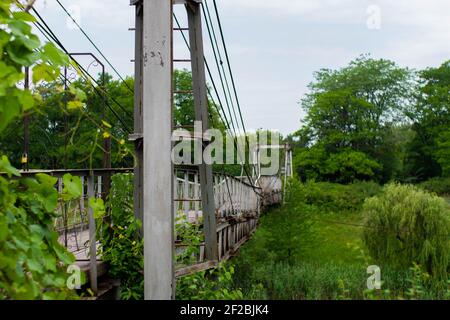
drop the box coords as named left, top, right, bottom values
left=131, top=0, right=218, bottom=300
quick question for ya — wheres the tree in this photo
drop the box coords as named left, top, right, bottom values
left=363, top=184, right=450, bottom=282
left=404, top=61, right=450, bottom=181
left=173, top=69, right=225, bottom=131
left=0, top=1, right=81, bottom=299
left=0, top=69, right=228, bottom=170
left=296, top=55, right=414, bottom=183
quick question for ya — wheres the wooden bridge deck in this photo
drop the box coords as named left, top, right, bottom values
left=19, top=168, right=283, bottom=298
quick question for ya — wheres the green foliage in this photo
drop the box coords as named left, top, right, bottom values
left=99, top=174, right=244, bottom=300
left=176, top=263, right=243, bottom=300
left=100, top=174, right=144, bottom=300
left=0, top=164, right=80, bottom=299
left=323, top=150, right=381, bottom=183
left=362, top=184, right=450, bottom=282
left=0, top=1, right=69, bottom=135
left=296, top=55, right=414, bottom=183
left=404, top=61, right=450, bottom=181
left=295, top=146, right=382, bottom=184
left=295, top=180, right=381, bottom=213
left=293, top=145, right=326, bottom=182
left=1, top=76, right=132, bottom=170
left=175, top=214, right=203, bottom=266
left=173, top=69, right=225, bottom=131
left=235, top=257, right=449, bottom=300
left=233, top=181, right=448, bottom=300
left=418, top=177, right=450, bottom=196
left=435, top=129, right=450, bottom=177
left=236, top=262, right=368, bottom=300
left=0, top=3, right=83, bottom=300
left=240, top=179, right=317, bottom=264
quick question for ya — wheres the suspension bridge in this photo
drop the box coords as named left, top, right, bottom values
left=16, top=0, right=293, bottom=300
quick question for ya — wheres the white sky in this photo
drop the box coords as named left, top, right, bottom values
left=33, top=0, right=450, bottom=135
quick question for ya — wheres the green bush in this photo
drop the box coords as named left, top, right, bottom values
left=176, top=263, right=243, bottom=300
left=294, top=147, right=382, bottom=184
left=418, top=177, right=450, bottom=196
left=0, top=158, right=80, bottom=299
left=100, top=174, right=144, bottom=300
left=243, top=179, right=317, bottom=264
left=362, top=183, right=450, bottom=282
left=297, top=181, right=381, bottom=212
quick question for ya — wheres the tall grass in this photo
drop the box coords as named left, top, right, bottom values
left=234, top=262, right=448, bottom=300
left=231, top=180, right=450, bottom=300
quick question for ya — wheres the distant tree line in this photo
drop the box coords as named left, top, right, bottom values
left=290, top=54, right=450, bottom=184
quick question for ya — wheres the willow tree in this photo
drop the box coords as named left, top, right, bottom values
left=362, top=184, right=450, bottom=282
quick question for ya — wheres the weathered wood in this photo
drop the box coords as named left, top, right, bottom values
left=87, top=174, right=98, bottom=295
left=133, top=1, right=144, bottom=229
left=194, top=174, right=199, bottom=219
left=142, top=0, right=174, bottom=300
left=218, top=230, right=223, bottom=259
left=187, top=1, right=218, bottom=262
left=183, top=172, right=189, bottom=214
left=175, top=261, right=217, bottom=278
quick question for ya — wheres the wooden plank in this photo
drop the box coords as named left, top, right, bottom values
left=183, top=172, right=189, bottom=213
left=142, top=0, right=174, bottom=300
left=218, top=230, right=223, bottom=259
left=87, top=174, right=98, bottom=295
left=175, top=261, right=217, bottom=278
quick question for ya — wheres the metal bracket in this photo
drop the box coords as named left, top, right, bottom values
left=174, top=0, right=203, bottom=5
left=128, top=133, right=143, bottom=142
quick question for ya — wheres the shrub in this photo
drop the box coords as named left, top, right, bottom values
left=0, top=158, right=80, bottom=299
left=100, top=174, right=144, bottom=300
left=294, top=147, right=382, bottom=184
left=362, top=183, right=450, bottom=281
left=246, top=179, right=317, bottom=264
left=418, top=177, right=450, bottom=196
left=297, top=181, right=381, bottom=212
left=176, top=263, right=243, bottom=300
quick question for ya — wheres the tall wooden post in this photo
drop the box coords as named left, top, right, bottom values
left=87, top=174, right=98, bottom=295
left=131, top=0, right=144, bottom=228
left=186, top=0, right=218, bottom=262
left=141, top=0, right=174, bottom=300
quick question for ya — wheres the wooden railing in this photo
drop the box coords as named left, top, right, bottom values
left=14, top=167, right=281, bottom=290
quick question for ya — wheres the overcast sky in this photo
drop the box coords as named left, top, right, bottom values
left=33, top=0, right=450, bottom=136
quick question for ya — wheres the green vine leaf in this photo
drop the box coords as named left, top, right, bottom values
left=0, top=155, right=20, bottom=177
left=32, top=63, right=60, bottom=83
left=42, top=42, right=69, bottom=66
left=89, top=197, right=105, bottom=219
left=62, top=174, right=82, bottom=200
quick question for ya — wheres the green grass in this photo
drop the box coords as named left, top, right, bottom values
left=230, top=181, right=450, bottom=300
left=443, top=196, right=450, bottom=206
left=232, top=206, right=374, bottom=299
left=303, top=211, right=366, bottom=266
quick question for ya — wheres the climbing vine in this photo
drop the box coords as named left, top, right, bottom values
left=0, top=1, right=88, bottom=299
